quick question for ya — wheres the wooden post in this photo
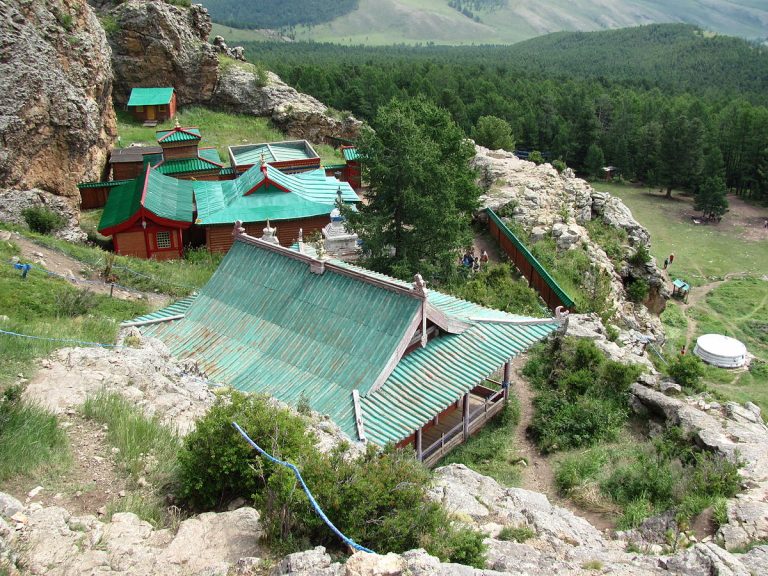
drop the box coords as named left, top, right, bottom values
left=503, top=361, right=511, bottom=401
left=463, top=393, right=470, bottom=440
left=416, top=428, right=423, bottom=461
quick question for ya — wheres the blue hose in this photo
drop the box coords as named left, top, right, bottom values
left=231, top=421, right=374, bottom=554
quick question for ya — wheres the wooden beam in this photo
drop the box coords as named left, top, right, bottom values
left=503, top=361, right=511, bottom=401
left=352, top=389, right=366, bottom=442
left=416, top=428, right=423, bottom=460
left=463, top=393, right=470, bottom=440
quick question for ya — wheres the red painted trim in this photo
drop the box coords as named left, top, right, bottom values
left=112, top=234, right=120, bottom=253
left=139, top=166, right=152, bottom=205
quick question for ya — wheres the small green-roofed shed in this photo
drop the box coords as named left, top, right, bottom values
left=127, top=87, right=174, bottom=107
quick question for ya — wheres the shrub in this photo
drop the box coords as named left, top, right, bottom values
left=712, top=497, right=729, bottom=528
left=626, top=279, right=649, bottom=303
left=177, top=390, right=316, bottom=510
left=552, top=159, right=566, bottom=173
left=498, top=525, right=535, bottom=542
left=56, top=288, right=97, bottom=317
left=555, top=449, right=607, bottom=494
left=22, top=206, right=65, bottom=234
left=628, top=244, right=651, bottom=267
left=528, top=150, right=545, bottom=165
left=666, top=354, right=705, bottom=391
left=99, top=15, right=120, bottom=35
left=177, top=390, right=486, bottom=561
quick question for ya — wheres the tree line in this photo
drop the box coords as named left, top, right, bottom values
left=201, top=0, right=359, bottom=30
left=246, top=28, right=768, bottom=202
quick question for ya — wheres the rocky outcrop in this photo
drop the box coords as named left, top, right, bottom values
left=475, top=147, right=668, bottom=337
left=1, top=502, right=262, bottom=575
left=0, top=0, right=117, bottom=197
left=213, top=68, right=362, bottom=141
left=631, top=383, right=768, bottom=551
left=107, top=0, right=218, bottom=106
left=106, top=0, right=361, bottom=141
left=0, top=188, right=87, bottom=243
left=21, top=334, right=362, bottom=453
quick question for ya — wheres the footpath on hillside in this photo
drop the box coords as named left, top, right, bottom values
left=3, top=231, right=170, bottom=308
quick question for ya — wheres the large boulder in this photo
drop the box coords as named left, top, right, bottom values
left=0, top=0, right=117, bottom=197
left=107, top=0, right=218, bottom=106
left=105, top=0, right=361, bottom=141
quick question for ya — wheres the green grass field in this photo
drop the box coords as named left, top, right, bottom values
left=593, top=182, right=768, bottom=412
left=116, top=108, right=344, bottom=166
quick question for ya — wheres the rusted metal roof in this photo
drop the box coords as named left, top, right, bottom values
left=136, top=237, right=561, bottom=446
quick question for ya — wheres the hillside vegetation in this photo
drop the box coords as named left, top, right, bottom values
left=211, top=0, right=768, bottom=44
left=248, top=26, right=768, bottom=202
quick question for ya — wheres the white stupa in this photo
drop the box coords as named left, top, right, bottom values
left=693, top=334, right=748, bottom=368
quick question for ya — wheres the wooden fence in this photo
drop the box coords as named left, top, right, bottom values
left=486, top=208, right=575, bottom=313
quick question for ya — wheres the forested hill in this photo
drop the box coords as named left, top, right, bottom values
left=513, top=24, right=768, bottom=97
left=200, top=0, right=359, bottom=29
left=208, top=0, right=768, bottom=44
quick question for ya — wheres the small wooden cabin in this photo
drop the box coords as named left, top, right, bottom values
left=127, top=87, right=177, bottom=124
left=323, top=146, right=361, bottom=192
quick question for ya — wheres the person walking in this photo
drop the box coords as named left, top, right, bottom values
left=663, top=257, right=669, bottom=270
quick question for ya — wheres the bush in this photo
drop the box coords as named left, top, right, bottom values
left=498, top=525, right=535, bottom=542
left=528, top=150, right=545, bottom=165
left=56, top=288, right=97, bottom=317
left=667, top=354, right=705, bottom=391
left=526, top=338, right=641, bottom=453
left=178, top=390, right=487, bottom=561
left=178, top=390, right=316, bottom=510
left=22, top=206, right=65, bottom=234
left=626, top=279, right=649, bottom=303
left=628, top=244, right=651, bottom=267
left=552, top=159, right=567, bottom=173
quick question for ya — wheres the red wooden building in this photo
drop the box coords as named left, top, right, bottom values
left=127, top=87, right=177, bottom=124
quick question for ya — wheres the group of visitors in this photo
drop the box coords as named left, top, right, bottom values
left=462, top=249, right=489, bottom=271
left=663, top=253, right=675, bottom=270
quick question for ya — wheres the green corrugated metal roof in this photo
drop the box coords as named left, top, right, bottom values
left=194, top=165, right=358, bottom=225
left=143, top=169, right=194, bottom=222
left=137, top=238, right=561, bottom=446
left=342, top=147, right=359, bottom=161
left=219, top=167, right=237, bottom=176
left=122, top=295, right=198, bottom=326
left=127, top=87, right=174, bottom=106
left=98, top=174, right=144, bottom=231
left=230, top=141, right=319, bottom=167
left=486, top=208, right=576, bottom=309
left=141, top=241, right=422, bottom=437
left=156, top=128, right=201, bottom=143
left=78, top=179, right=133, bottom=189
left=155, top=156, right=222, bottom=176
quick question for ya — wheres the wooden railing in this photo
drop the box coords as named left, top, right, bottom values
left=421, top=386, right=507, bottom=468
left=486, top=208, right=575, bottom=313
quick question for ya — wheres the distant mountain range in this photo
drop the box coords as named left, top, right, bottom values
left=201, top=0, right=768, bottom=45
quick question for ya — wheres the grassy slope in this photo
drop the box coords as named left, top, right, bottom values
left=593, top=182, right=768, bottom=411
left=213, top=0, right=768, bottom=46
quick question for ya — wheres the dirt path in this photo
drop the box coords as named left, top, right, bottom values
left=511, top=360, right=616, bottom=532
left=8, top=233, right=170, bottom=308
left=473, top=232, right=503, bottom=264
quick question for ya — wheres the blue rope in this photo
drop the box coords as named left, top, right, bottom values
left=231, top=422, right=375, bottom=554
left=7, top=260, right=141, bottom=294
left=0, top=328, right=121, bottom=348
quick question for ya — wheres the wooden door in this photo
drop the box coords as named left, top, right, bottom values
left=146, top=106, right=156, bottom=121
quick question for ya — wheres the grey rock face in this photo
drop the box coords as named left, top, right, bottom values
left=7, top=505, right=262, bottom=575
left=108, top=0, right=219, bottom=106
left=107, top=0, right=361, bottom=142
left=0, top=0, right=117, bottom=197
left=631, top=383, right=768, bottom=551
left=0, top=188, right=87, bottom=243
